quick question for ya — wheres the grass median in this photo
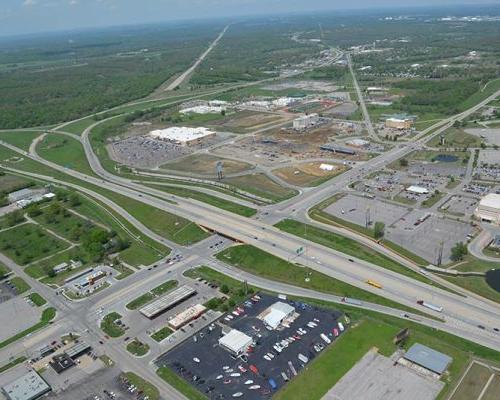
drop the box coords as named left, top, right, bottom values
left=215, top=244, right=429, bottom=316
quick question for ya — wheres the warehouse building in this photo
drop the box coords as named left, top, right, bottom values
left=218, top=329, right=253, bottom=356
left=150, top=127, right=215, bottom=146
left=475, top=193, right=500, bottom=225
left=293, top=113, right=319, bottom=130
left=2, top=371, right=51, bottom=400
left=168, top=304, right=206, bottom=330
left=140, top=285, right=197, bottom=319
left=403, top=343, right=452, bottom=376
left=259, top=301, right=296, bottom=330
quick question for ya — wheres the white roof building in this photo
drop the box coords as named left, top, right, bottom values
left=320, top=163, right=335, bottom=172
left=475, top=193, right=500, bottom=225
left=150, top=127, right=215, bottom=146
left=218, top=329, right=253, bottom=355
left=406, top=186, right=429, bottom=195
left=261, top=302, right=295, bottom=330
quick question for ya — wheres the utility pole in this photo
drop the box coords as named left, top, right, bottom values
left=365, top=207, right=371, bottom=228
left=437, top=241, right=444, bottom=267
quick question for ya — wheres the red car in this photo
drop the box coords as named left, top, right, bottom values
left=333, top=328, right=339, bottom=337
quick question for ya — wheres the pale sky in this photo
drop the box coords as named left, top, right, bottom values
left=1, top=0, right=499, bottom=37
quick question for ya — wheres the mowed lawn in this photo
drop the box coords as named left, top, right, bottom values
left=37, top=133, right=95, bottom=175
left=215, top=245, right=426, bottom=315
left=0, top=130, right=42, bottom=152
left=0, top=223, right=69, bottom=265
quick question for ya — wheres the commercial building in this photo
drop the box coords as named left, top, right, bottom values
left=2, top=371, right=51, bottom=400
left=403, top=343, right=452, bottom=375
left=140, top=285, right=197, bottom=319
left=320, top=144, right=356, bottom=155
left=50, top=353, right=75, bottom=374
left=7, top=188, right=44, bottom=203
left=475, top=193, right=500, bottom=225
left=150, top=127, right=216, bottom=146
left=293, top=113, right=320, bottom=130
left=168, top=304, right=206, bottom=330
left=385, top=117, right=413, bottom=130
left=259, top=301, right=295, bottom=330
left=406, top=186, right=430, bottom=195
left=218, top=329, right=253, bottom=356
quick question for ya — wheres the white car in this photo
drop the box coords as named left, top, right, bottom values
left=193, top=357, right=200, bottom=363
left=264, top=355, right=271, bottom=361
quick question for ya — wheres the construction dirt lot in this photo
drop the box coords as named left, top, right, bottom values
left=213, top=126, right=372, bottom=168
left=273, top=162, right=349, bottom=187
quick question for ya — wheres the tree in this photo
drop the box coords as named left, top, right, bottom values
left=450, top=242, right=468, bottom=262
left=27, top=204, right=42, bottom=218
left=399, top=158, right=408, bottom=167
left=374, top=221, right=385, bottom=240
left=220, top=284, right=230, bottom=294
left=6, top=210, right=24, bottom=227
left=69, top=194, right=81, bottom=207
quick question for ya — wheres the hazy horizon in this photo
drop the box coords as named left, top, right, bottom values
left=1, top=0, right=500, bottom=38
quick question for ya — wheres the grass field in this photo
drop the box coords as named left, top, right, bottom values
left=28, top=292, right=47, bottom=306
left=144, top=184, right=257, bottom=217
left=274, top=219, right=444, bottom=289
left=0, top=307, right=56, bottom=350
left=37, top=133, right=95, bottom=175
left=0, top=173, right=33, bottom=194
left=111, top=264, right=134, bottom=280
left=32, top=204, right=103, bottom=242
left=60, top=117, right=96, bottom=135
left=126, top=280, right=178, bottom=310
left=449, top=362, right=493, bottom=400
left=215, top=245, right=428, bottom=315
left=9, top=276, right=31, bottom=294
left=0, top=131, right=42, bottom=151
left=162, top=154, right=253, bottom=176
left=100, top=312, right=125, bottom=338
left=151, top=326, right=174, bottom=342
left=427, top=127, right=483, bottom=148
left=442, top=274, right=500, bottom=304
left=0, top=223, right=69, bottom=265
left=123, top=372, right=160, bottom=400
left=223, top=173, right=298, bottom=203
left=126, top=339, right=150, bottom=357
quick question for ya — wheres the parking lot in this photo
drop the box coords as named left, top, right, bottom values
left=325, top=194, right=473, bottom=263
left=440, top=195, right=478, bottom=217
left=0, top=280, right=17, bottom=304
left=156, top=294, right=345, bottom=400
left=44, top=366, right=144, bottom=400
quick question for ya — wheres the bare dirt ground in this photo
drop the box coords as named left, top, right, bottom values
left=273, top=162, right=348, bottom=187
